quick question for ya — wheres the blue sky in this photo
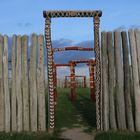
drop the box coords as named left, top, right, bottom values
left=0, top=0, right=140, bottom=42
left=1, top=0, right=140, bottom=78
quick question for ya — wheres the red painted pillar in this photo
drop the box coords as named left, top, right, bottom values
left=89, top=62, right=95, bottom=101
left=83, top=76, right=86, bottom=88
left=76, top=77, right=78, bottom=88
left=70, top=63, right=76, bottom=101
left=64, top=76, right=67, bottom=88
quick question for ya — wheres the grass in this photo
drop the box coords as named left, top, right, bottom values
left=55, top=88, right=96, bottom=132
left=95, top=131, right=140, bottom=140
left=0, top=132, right=68, bottom=140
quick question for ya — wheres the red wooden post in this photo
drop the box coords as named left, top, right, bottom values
left=64, top=76, right=67, bottom=88
left=76, top=77, right=78, bottom=88
left=88, top=61, right=96, bottom=101
left=83, top=76, right=86, bottom=88
left=70, top=63, right=76, bottom=101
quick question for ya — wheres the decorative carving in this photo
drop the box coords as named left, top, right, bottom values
left=45, top=17, right=55, bottom=132
left=43, top=10, right=102, bottom=18
left=94, top=15, right=102, bottom=130
left=43, top=10, right=102, bottom=133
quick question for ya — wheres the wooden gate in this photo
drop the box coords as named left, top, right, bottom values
left=43, top=10, right=102, bottom=133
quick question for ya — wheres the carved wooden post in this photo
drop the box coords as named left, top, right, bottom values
left=83, top=76, right=86, bottom=88
left=70, top=63, right=76, bottom=101
left=64, top=76, right=67, bottom=88
left=89, top=61, right=96, bottom=101
left=94, top=13, right=102, bottom=130
left=53, top=65, right=57, bottom=105
left=76, top=77, right=78, bottom=88
left=45, top=17, right=55, bottom=133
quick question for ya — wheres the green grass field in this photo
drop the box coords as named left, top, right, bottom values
left=0, top=88, right=140, bottom=140
left=95, top=131, right=140, bottom=140
left=55, top=88, right=96, bottom=132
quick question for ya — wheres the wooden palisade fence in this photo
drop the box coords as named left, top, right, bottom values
left=101, top=29, right=140, bottom=132
left=0, top=34, right=46, bottom=132
left=1, top=29, right=140, bottom=133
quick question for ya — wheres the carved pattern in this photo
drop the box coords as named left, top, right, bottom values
left=44, top=10, right=102, bottom=132
left=94, top=15, right=102, bottom=130
left=43, top=10, right=102, bottom=18
left=45, top=17, right=55, bottom=131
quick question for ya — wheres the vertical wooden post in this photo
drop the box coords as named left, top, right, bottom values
left=70, top=63, right=76, bottom=101
left=107, top=32, right=117, bottom=130
left=21, top=35, right=29, bottom=131
left=53, top=65, right=57, bottom=105
left=101, top=32, right=109, bottom=131
left=135, top=29, right=140, bottom=78
left=16, top=35, right=23, bottom=132
left=122, top=31, right=134, bottom=131
left=11, top=35, right=17, bottom=131
left=64, top=76, right=67, bottom=88
left=3, top=35, right=10, bottom=132
left=30, top=34, right=38, bottom=132
left=45, top=17, right=55, bottom=133
left=0, top=35, right=4, bottom=132
left=114, top=31, right=126, bottom=130
left=129, top=29, right=140, bottom=131
left=37, top=35, right=46, bottom=131
left=89, top=62, right=96, bottom=102
left=83, top=76, right=86, bottom=88
left=94, top=14, right=102, bottom=130
left=129, top=65, right=134, bottom=98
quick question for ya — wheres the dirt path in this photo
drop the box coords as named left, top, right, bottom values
left=60, top=127, right=95, bottom=140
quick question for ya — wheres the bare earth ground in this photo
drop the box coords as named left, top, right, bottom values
left=60, top=127, right=95, bottom=140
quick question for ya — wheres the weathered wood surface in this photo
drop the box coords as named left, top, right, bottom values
left=11, top=35, right=17, bottom=131
left=135, top=29, right=140, bottom=79
left=37, top=35, right=46, bottom=131
left=16, top=36, right=23, bottom=132
left=21, top=35, right=29, bottom=131
left=0, top=35, right=4, bottom=131
left=121, top=31, right=134, bottom=131
left=114, top=31, right=126, bottom=130
left=129, top=29, right=140, bottom=131
left=30, top=34, right=38, bottom=131
left=107, top=32, right=117, bottom=130
left=3, top=35, right=10, bottom=132
left=129, top=65, right=134, bottom=98
left=101, top=32, right=109, bottom=131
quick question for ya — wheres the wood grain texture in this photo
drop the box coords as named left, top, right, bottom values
left=16, top=36, right=23, bottom=132
left=107, top=32, right=117, bottom=130
left=101, top=32, right=109, bottom=131
left=114, top=31, right=126, bottom=130
left=30, top=34, right=38, bottom=131
left=11, top=35, right=17, bottom=131
left=37, top=35, right=46, bottom=131
left=3, top=35, right=10, bottom=132
left=0, top=35, right=4, bottom=131
left=21, top=35, right=29, bottom=131
left=129, top=29, right=140, bottom=131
